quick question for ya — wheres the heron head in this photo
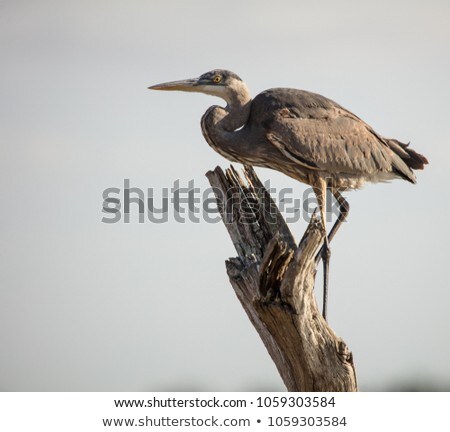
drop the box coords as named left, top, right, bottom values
left=148, top=69, right=249, bottom=105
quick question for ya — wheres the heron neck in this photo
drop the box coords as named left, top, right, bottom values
left=201, top=98, right=252, bottom=162
left=204, top=96, right=252, bottom=134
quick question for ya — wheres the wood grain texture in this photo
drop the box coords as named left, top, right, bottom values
left=206, top=165, right=357, bottom=392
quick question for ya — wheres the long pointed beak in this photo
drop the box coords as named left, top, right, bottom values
left=148, top=78, right=199, bottom=92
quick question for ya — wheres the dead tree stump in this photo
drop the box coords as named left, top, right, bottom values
left=206, top=165, right=357, bottom=392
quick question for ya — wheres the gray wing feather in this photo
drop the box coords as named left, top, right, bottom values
left=265, top=106, right=397, bottom=175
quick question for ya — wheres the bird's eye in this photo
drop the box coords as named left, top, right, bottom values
left=213, top=75, right=222, bottom=83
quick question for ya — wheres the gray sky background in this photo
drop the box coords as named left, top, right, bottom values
left=1, top=0, right=449, bottom=391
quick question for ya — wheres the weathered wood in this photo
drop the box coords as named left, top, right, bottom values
left=206, top=165, right=357, bottom=392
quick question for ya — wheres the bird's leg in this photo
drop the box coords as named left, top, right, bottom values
left=315, top=189, right=350, bottom=264
left=328, top=190, right=350, bottom=243
left=321, top=233, right=331, bottom=322
left=312, top=179, right=330, bottom=321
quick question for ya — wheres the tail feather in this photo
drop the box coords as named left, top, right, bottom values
left=388, top=139, right=429, bottom=170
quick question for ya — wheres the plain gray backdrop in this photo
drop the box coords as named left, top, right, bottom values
left=1, top=0, right=449, bottom=391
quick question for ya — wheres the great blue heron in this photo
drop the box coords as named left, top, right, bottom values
left=148, top=69, right=428, bottom=320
